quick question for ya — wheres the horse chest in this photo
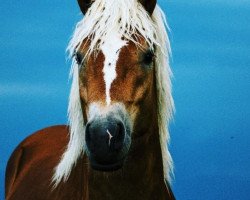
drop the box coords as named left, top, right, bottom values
left=88, top=182, right=167, bottom=200
left=88, top=172, right=167, bottom=200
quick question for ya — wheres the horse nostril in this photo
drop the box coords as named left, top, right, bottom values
left=111, top=122, right=125, bottom=151
left=85, top=123, right=92, bottom=150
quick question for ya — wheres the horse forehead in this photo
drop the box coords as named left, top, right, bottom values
left=99, top=32, right=127, bottom=105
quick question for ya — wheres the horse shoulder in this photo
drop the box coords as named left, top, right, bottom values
left=5, top=125, right=69, bottom=200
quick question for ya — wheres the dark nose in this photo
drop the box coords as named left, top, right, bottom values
left=85, top=119, right=125, bottom=164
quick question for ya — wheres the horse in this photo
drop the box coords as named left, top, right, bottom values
left=5, top=0, right=175, bottom=199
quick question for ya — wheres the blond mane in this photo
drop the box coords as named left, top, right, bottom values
left=53, top=0, right=174, bottom=187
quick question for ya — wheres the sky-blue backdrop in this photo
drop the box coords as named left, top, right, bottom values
left=1, top=0, right=249, bottom=199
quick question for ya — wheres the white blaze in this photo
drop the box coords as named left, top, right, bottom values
left=101, top=31, right=127, bottom=105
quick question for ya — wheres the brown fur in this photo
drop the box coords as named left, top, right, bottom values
left=79, top=40, right=156, bottom=136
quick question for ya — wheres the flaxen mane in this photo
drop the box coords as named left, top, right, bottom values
left=53, top=0, right=174, bottom=186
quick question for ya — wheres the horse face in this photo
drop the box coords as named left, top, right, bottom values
left=77, top=37, right=156, bottom=171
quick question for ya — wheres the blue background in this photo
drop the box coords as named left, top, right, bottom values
left=0, top=0, right=249, bottom=199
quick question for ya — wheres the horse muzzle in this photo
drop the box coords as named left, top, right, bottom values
left=85, top=104, right=132, bottom=171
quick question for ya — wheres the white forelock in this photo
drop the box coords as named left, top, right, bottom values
left=53, top=0, right=174, bottom=187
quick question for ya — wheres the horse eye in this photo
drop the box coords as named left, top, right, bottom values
left=142, top=50, right=155, bottom=66
left=75, top=52, right=84, bottom=65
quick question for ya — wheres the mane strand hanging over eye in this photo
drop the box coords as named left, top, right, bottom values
left=142, top=49, right=155, bottom=67
left=75, top=52, right=84, bottom=66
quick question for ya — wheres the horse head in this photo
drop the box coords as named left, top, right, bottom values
left=53, top=0, right=174, bottom=187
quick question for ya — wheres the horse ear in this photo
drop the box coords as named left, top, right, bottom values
left=77, top=0, right=156, bottom=15
left=139, top=0, right=157, bottom=15
left=77, top=0, right=92, bottom=15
